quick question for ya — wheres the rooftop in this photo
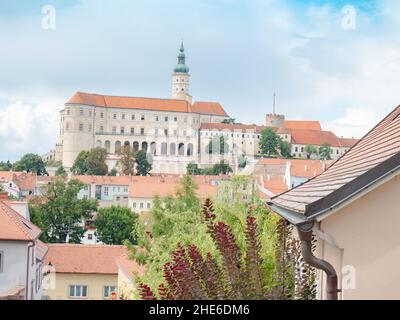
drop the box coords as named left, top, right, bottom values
left=66, top=92, right=228, bottom=117
left=45, top=244, right=127, bottom=275
left=270, top=105, right=400, bottom=222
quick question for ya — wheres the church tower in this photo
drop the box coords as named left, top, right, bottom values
left=172, top=42, right=192, bottom=103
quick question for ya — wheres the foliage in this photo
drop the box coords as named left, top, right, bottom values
left=12, top=154, right=47, bottom=175
left=259, top=129, right=280, bottom=156
left=71, top=151, right=90, bottom=175
left=55, top=165, right=67, bottom=177
left=109, top=168, right=118, bottom=176
left=278, top=139, right=292, bottom=158
left=135, top=150, right=152, bottom=176
left=187, top=161, right=233, bottom=176
left=118, top=145, right=135, bottom=176
left=94, top=206, right=139, bottom=245
left=187, top=162, right=200, bottom=175
left=319, top=143, right=332, bottom=160
left=305, top=145, right=318, bottom=159
left=85, top=147, right=108, bottom=175
left=237, top=155, right=247, bottom=169
left=0, top=161, right=12, bottom=171
left=207, top=136, right=229, bottom=155
left=46, top=160, right=62, bottom=167
left=30, top=178, right=97, bottom=243
left=221, top=118, right=236, bottom=124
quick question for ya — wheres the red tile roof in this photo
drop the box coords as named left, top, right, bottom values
left=67, top=92, right=228, bottom=117
left=271, top=105, right=400, bottom=216
left=290, top=129, right=340, bottom=147
left=338, top=137, right=359, bottom=148
left=115, top=253, right=146, bottom=279
left=45, top=244, right=127, bottom=274
left=0, top=200, right=41, bottom=241
left=284, top=120, right=322, bottom=131
left=0, top=171, right=36, bottom=191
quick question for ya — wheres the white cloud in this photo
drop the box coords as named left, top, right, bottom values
left=0, top=97, right=62, bottom=161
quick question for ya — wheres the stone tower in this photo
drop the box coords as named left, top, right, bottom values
left=172, top=42, right=192, bottom=103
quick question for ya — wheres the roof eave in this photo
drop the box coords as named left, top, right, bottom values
left=267, top=203, right=308, bottom=225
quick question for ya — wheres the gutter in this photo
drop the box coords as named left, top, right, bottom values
left=25, top=241, right=35, bottom=300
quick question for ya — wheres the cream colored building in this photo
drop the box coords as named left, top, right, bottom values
left=269, top=105, right=400, bottom=300
left=44, top=244, right=129, bottom=300
left=54, top=43, right=229, bottom=174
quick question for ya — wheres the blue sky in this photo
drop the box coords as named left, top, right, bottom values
left=1, top=0, right=400, bottom=161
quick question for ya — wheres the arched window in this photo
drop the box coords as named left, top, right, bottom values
left=161, top=143, right=168, bottom=155
left=141, top=142, right=148, bottom=152
left=150, top=142, right=157, bottom=155
left=178, top=143, right=185, bottom=156
left=187, top=143, right=194, bottom=156
left=133, top=141, right=139, bottom=152
left=124, top=141, right=130, bottom=147
left=115, top=141, right=121, bottom=154
left=170, top=143, right=176, bottom=156
left=96, top=140, right=102, bottom=148
left=105, top=141, right=111, bottom=153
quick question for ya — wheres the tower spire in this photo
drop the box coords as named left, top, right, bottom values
left=172, top=42, right=192, bottom=103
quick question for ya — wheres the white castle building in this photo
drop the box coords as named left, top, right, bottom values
left=51, top=43, right=358, bottom=174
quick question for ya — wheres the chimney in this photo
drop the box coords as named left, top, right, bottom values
left=0, top=192, right=9, bottom=200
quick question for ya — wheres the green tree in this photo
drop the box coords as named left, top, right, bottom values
left=319, top=143, right=332, bottom=160
left=55, top=165, right=67, bottom=177
left=279, top=139, right=292, bottom=158
left=259, top=128, right=280, bottom=156
left=212, top=161, right=233, bottom=175
left=85, top=148, right=108, bottom=176
left=208, top=136, right=228, bottom=155
left=238, top=155, right=247, bottom=169
left=109, top=168, right=118, bottom=176
left=71, top=150, right=90, bottom=175
left=187, top=162, right=200, bottom=175
left=221, top=118, right=236, bottom=124
left=305, top=145, right=318, bottom=159
left=0, top=161, right=12, bottom=171
left=135, top=150, right=152, bottom=176
left=94, top=206, right=139, bottom=245
left=12, top=154, right=47, bottom=175
left=30, top=178, right=97, bottom=243
left=117, top=145, right=135, bottom=176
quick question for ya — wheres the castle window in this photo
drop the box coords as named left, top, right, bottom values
left=120, top=127, right=125, bottom=134
left=140, top=128, right=145, bottom=135
left=100, top=112, right=104, bottom=119
left=80, top=109, right=84, bottom=116
left=130, top=127, right=135, bottom=135
left=164, top=129, right=168, bottom=136
left=112, top=126, right=116, bottom=134
left=174, top=117, right=177, bottom=122
left=122, top=114, right=125, bottom=120
left=131, top=114, right=135, bottom=120
left=113, top=114, right=117, bottom=120
left=100, top=126, right=104, bottom=133
left=141, top=115, right=145, bottom=121
left=79, top=123, right=83, bottom=131
left=155, top=116, right=159, bottom=122
left=165, top=116, right=169, bottom=122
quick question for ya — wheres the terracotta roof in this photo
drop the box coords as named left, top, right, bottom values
left=0, top=200, right=41, bottom=241
left=67, top=92, right=228, bottom=117
left=191, top=102, right=229, bottom=117
left=284, top=120, right=322, bottom=131
left=263, top=176, right=289, bottom=195
left=45, top=244, right=126, bottom=274
left=0, top=171, right=36, bottom=191
left=290, top=129, right=340, bottom=147
left=36, top=240, right=49, bottom=261
left=338, top=137, right=359, bottom=148
left=73, top=175, right=136, bottom=186
left=270, top=105, right=400, bottom=218
left=290, top=160, right=333, bottom=178
left=129, top=177, right=218, bottom=199
left=116, top=253, right=146, bottom=279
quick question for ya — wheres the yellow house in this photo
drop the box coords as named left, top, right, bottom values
left=116, top=254, right=145, bottom=300
left=269, top=105, right=400, bottom=300
left=44, top=244, right=127, bottom=300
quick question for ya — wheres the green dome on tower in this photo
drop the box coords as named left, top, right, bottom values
left=174, top=42, right=190, bottom=74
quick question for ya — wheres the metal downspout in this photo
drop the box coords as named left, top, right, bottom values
left=25, top=241, right=35, bottom=300
left=297, top=222, right=339, bottom=300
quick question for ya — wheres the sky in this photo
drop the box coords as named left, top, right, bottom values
left=1, top=0, right=400, bottom=161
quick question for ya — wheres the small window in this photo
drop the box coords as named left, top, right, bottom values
left=131, top=114, right=135, bottom=120
left=174, top=117, right=178, bottom=122
left=140, top=128, right=145, bottom=135
left=112, top=126, right=117, bottom=134
left=155, top=116, right=159, bottom=122
left=79, top=123, right=83, bottom=131
left=133, top=203, right=137, bottom=209
left=104, top=187, right=109, bottom=196
left=100, top=112, right=104, bottom=119
left=121, top=114, right=125, bottom=120
left=87, top=234, right=93, bottom=240
left=141, top=115, right=145, bottom=121
left=130, top=127, right=135, bottom=135
left=69, top=285, right=88, bottom=298
left=147, top=202, right=151, bottom=209
left=120, top=127, right=125, bottom=134
left=140, top=203, right=144, bottom=209
left=80, top=109, right=84, bottom=116
left=165, top=116, right=169, bottom=122
left=113, top=114, right=117, bottom=120
left=104, top=286, right=117, bottom=299
left=66, top=109, right=70, bottom=116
